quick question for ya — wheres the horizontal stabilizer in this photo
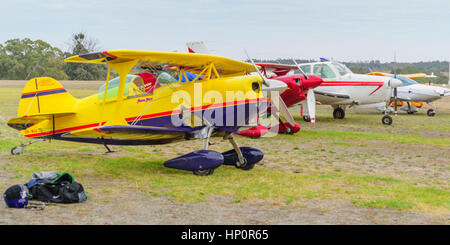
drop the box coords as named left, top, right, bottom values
left=7, top=112, right=75, bottom=131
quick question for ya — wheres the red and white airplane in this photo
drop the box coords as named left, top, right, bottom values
left=186, top=42, right=323, bottom=137
left=295, top=59, right=403, bottom=125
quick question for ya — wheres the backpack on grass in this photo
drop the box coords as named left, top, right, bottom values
left=27, top=172, right=87, bottom=203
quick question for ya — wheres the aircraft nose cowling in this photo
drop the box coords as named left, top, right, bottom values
left=391, top=78, right=402, bottom=88
left=262, top=79, right=288, bottom=92
left=302, top=75, right=323, bottom=90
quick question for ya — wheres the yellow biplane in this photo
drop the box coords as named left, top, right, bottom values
left=7, top=50, right=274, bottom=175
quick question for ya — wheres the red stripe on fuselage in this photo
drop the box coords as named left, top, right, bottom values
left=320, top=81, right=384, bottom=96
left=24, top=98, right=269, bottom=138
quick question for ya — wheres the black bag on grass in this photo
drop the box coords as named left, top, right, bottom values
left=28, top=173, right=87, bottom=203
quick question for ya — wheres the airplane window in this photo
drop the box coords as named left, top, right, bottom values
left=313, top=64, right=336, bottom=79
left=98, top=75, right=136, bottom=100
left=128, top=76, right=146, bottom=96
left=395, top=75, right=418, bottom=87
left=156, top=72, right=178, bottom=86
left=333, top=63, right=352, bottom=76
left=294, top=65, right=311, bottom=75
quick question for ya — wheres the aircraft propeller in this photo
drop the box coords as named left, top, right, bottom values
left=392, top=71, right=399, bottom=116
left=292, top=58, right=316, bottom=125
left=244, top=50, right=298, bottom=130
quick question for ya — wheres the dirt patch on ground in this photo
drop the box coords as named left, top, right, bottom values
left=1, top=181, right=447, bottom=225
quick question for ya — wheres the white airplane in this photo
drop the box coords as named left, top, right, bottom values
left=295, top=60, right=403, bottom=125
left=369, top=74, right=450, bottom=116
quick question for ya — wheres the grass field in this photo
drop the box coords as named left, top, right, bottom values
left=0, top=80, right=449, bottom=223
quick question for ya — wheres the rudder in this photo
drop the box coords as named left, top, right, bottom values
left=18, top=77, right=77, bottom=117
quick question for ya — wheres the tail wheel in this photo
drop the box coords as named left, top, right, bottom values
left=382, top=115, right=393, bottom=125
left=193, top=169, right=214, bottom=176
left=427, top=109, right=436, bottom=117
left=302, top=116, right=311, bottom=122
left=11, top=146, right=24, bottom=155
left=333, top=108, right=345, bottom=119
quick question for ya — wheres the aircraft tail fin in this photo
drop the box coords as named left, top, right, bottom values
left=17, top=77, right=77, bottom=118
left=186, top=41, right=210, bottom=54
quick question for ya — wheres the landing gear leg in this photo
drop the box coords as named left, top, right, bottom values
left=407, top=102, right=414, bottom=114
left=104, top=143, right=114, bottom=153
left=381, top=104, right=393, bottom=125
left=11, top=138, right=46, bottom=155
left=224, top=133, right=254, bottom=170
left=426, top=103, right=436, bottom=117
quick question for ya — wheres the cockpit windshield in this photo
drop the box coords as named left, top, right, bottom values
left=313, top=63, right=336, bottom=79
left=156, top=72, right=178, bottom=86
left=332, top=62, right=352, bottom=76
left=391, top=75, right=418, bottom=87
left=98, top=74, right=146, bottom=100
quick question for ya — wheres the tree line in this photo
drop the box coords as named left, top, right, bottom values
left=0, top=33, right=107, bottom=81
left=0, top=34, right=448, bottom=83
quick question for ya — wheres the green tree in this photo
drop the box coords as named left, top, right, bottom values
left=0, top=38, right=67, bottom=80
left=63, top=33, right=107, bottom=80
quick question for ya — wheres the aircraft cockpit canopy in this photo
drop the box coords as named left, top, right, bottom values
left=98, top=74, right=146, bottom=100
left=390, top=75, right=418, bottom=87
left=295, top=62, right=353, bottom=79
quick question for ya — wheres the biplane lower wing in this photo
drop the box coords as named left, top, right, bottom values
left=61, top=125, right=189, bottom=142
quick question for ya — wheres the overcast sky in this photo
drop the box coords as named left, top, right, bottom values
left=1, top=0, right=449, bottom=62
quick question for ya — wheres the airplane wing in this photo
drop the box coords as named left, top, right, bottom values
left=367, top=72, right=390, bottom=76
left=61, top=125, right=189, bottom=141
left=401, top=73, right=428, bottom=79
left=256, top=63, right=298, bottom=77
left=65, top=50, right=256, bottom=75
left=367, top=72, right=429, bottom=79
left=313, top=90, right=350, bottom=99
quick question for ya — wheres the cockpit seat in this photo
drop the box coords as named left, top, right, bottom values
left=137, top=72, right=157, bottom=93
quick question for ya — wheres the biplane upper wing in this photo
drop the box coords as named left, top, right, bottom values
left=65, top=50, right=257, bottom=75
left=256, top=63, right=298, bottom=77
left=255, top=63, right=298, bottom=70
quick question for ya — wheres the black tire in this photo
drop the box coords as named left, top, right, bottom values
left=427, top=109, right=436, bottom=117
left=333, top=108, right=345, bottom=119
left=11, top=146, right=23, bottom=155
left=407, top=111, right=414, bottom=114
left=236, top=159, right=255, bottom=171
left=193, top=169, right=214, bottom=176
left=381, top=115, right=393, bottom=125
left=302, top=115, right=311, bottom=122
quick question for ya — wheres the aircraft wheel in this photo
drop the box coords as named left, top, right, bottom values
left=407, top=111, right=414, bottom=114
left=302, top=116, right=311, bottom=122
left=333, top=108, right=345, bottom=119
left=236, top=158, right=255, bottom=171
left=381, top=115, right=393, bottom=125
left=193, top=168, right=214, bottom=176
left=427, top=109, right=436, bottom=117
left=11, top=146, right=24, bottom=155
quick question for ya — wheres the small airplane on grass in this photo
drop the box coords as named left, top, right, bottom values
left=367, top=72, right=450, bottom=116
left=252, top=61, right=323, bottom=132
left=296, top=60, right=402, bottom=125
left=7, top=50, right=286, bottom=176
left=186, top=42, right=323, bottom=136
